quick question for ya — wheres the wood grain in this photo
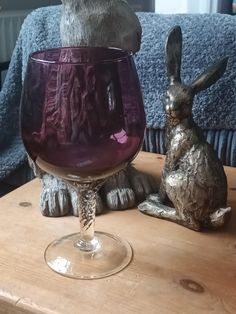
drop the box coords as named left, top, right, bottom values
left=0, top=152, right=235, bottom=314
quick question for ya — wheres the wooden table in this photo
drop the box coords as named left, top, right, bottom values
left=0, top=152, right=235, bottom=314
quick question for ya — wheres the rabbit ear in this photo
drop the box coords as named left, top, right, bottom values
left=191, top=57, right=228, bottom=94
left=165, top=25, right=182, bottom=84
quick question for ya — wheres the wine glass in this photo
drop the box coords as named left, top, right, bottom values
left=20, top=47, right=146, bottom=279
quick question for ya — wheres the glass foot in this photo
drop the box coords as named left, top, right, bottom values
left=44, top=231, right=133, bottom=279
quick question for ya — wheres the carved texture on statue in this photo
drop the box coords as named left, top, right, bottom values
left=138, top=26, right=231, bottom=231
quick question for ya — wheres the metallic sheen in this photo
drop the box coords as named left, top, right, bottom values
left=138, top=26, right=231, bottom=231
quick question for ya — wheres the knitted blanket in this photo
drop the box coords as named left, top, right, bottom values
left=0, top=6, right=236, bottom=181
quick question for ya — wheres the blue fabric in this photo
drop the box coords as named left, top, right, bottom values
left=143, top=129, right=236, bottom=166
left=0, top=7, right=61, bottom=182
left=0, top=7, right=236, bottom=187
left=136, top=13, right=236, bottom=130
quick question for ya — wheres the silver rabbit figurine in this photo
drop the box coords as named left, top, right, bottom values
left=138, top=26, right=231, bottom=231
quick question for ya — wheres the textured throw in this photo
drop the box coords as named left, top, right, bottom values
left=136, top=13, right=236, bottom=129
left=0, top=6, right=236, bottom=182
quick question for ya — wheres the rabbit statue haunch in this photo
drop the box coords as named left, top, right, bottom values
left=138, top=26, right=231, bottom=231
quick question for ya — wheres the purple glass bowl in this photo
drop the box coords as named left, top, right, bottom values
left=21, top=47, right=146, bottom=179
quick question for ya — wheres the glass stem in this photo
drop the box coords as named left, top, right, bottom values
left=72, top=180, right=105, bottom=252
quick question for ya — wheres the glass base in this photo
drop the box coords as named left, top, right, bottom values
left=44, top=231, right=133, bottom=279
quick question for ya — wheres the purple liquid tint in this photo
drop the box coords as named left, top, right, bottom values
left=21, top=47, right=145, bottom=178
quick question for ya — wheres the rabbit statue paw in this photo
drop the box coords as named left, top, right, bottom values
left=40, top=174, right=72, bottom=217
left=39, top=174, right=105, bottom=217
left=102, top=164, right=157, bottom=210
left=139, top=26, right=231, bottom=231
left=102, top=167, right=136, bottom=211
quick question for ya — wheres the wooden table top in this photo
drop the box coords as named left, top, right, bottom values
left=0, top=152, right=235, bottom=314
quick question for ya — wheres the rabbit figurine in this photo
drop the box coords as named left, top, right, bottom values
left=34, top=0, right=156, bottom=217
left=138, top=26, right=231, bottom=231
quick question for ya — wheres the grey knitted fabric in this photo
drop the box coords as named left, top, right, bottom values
left=0, top=6, right=236, bottom=181
left=135, top=13, right=236, bottom=129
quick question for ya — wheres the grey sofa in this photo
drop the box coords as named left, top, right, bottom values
left=0, top=7, right=235, bottom=196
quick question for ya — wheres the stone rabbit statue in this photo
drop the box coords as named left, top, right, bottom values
left=36, top=0, right=155, bottom=217
left=138, top=26, right=231, bottom=231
